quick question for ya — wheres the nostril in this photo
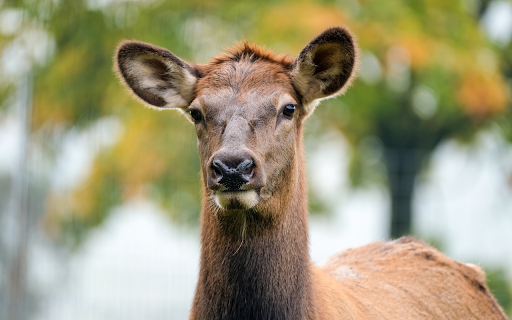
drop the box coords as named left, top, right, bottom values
left=212, top=164, right=221, bottom=177
left=243, top=166, right=253, bottom=176
left=211, top=160, right=225, bottom=180
left=237, top=159, right=254, bottom=177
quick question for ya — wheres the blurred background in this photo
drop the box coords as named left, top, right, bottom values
left=1, top=0, right=512, bottom=319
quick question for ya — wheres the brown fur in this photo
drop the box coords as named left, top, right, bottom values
left=206, top=41, right=295, bottom=70
left=114, top=27, right=507, bottom=320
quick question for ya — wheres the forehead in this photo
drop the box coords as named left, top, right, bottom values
left=195, top=58, right=298, bottom=117
left=198, top=58, right=294, bottom=94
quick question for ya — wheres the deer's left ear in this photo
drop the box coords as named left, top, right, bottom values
left=291, top=27, right=358, bottom=111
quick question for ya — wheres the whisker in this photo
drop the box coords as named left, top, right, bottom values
left=232, top=216, right=246, bottom=256
left=207, top=195, right=222, bottom=218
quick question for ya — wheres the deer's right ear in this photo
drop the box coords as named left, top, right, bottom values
left=115, top=41, right=199, bottom=109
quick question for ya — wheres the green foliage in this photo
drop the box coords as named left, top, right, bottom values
left=486, top=268, right=512, bottom=317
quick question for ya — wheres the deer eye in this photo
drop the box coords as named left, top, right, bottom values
left=282, top=104, right=296, bottom=118
left=188, top=109, right=203, bottom=123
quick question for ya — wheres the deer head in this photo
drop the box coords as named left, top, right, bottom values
left=115, top=27, right=357, bottom=222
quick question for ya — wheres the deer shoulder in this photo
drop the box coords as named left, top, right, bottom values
left=314, top=237, right=505, bottom=319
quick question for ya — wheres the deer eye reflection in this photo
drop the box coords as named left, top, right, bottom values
left=188, top=109, right=203, bottom=123
left=282, top=104, right=296, bottom=118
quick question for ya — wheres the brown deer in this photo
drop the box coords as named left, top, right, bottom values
left=114, top=27, right=507, bottom=319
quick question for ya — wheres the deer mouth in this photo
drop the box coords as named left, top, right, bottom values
left=214, top=190, right=259, bottom=210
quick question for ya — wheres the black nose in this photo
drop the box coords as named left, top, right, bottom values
left=211, top=158, right=254, bottom=191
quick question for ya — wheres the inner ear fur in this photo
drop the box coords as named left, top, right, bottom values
left=115, top=41, right=199, bottom=109
left=292, top=27, right=358, bottom=108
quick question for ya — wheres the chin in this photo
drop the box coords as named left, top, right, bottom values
left=214, top=190, right=259, bottom=211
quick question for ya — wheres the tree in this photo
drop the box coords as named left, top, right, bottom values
left=346, top=0, right=510, bottom=237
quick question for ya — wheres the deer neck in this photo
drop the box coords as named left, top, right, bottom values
left=191, top=143, right=317, bottom=320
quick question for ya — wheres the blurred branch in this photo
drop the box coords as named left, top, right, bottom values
left=476, top=0, right=493, bottom=18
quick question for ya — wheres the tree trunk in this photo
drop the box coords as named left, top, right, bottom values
left=5, top=72, right=32, bottom=320
left=384, top=148, right=427, bottom=239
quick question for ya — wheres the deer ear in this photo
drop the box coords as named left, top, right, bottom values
left=115, top=41, right=199, bottom=109
left=291, top=27, right=358, bottom=111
